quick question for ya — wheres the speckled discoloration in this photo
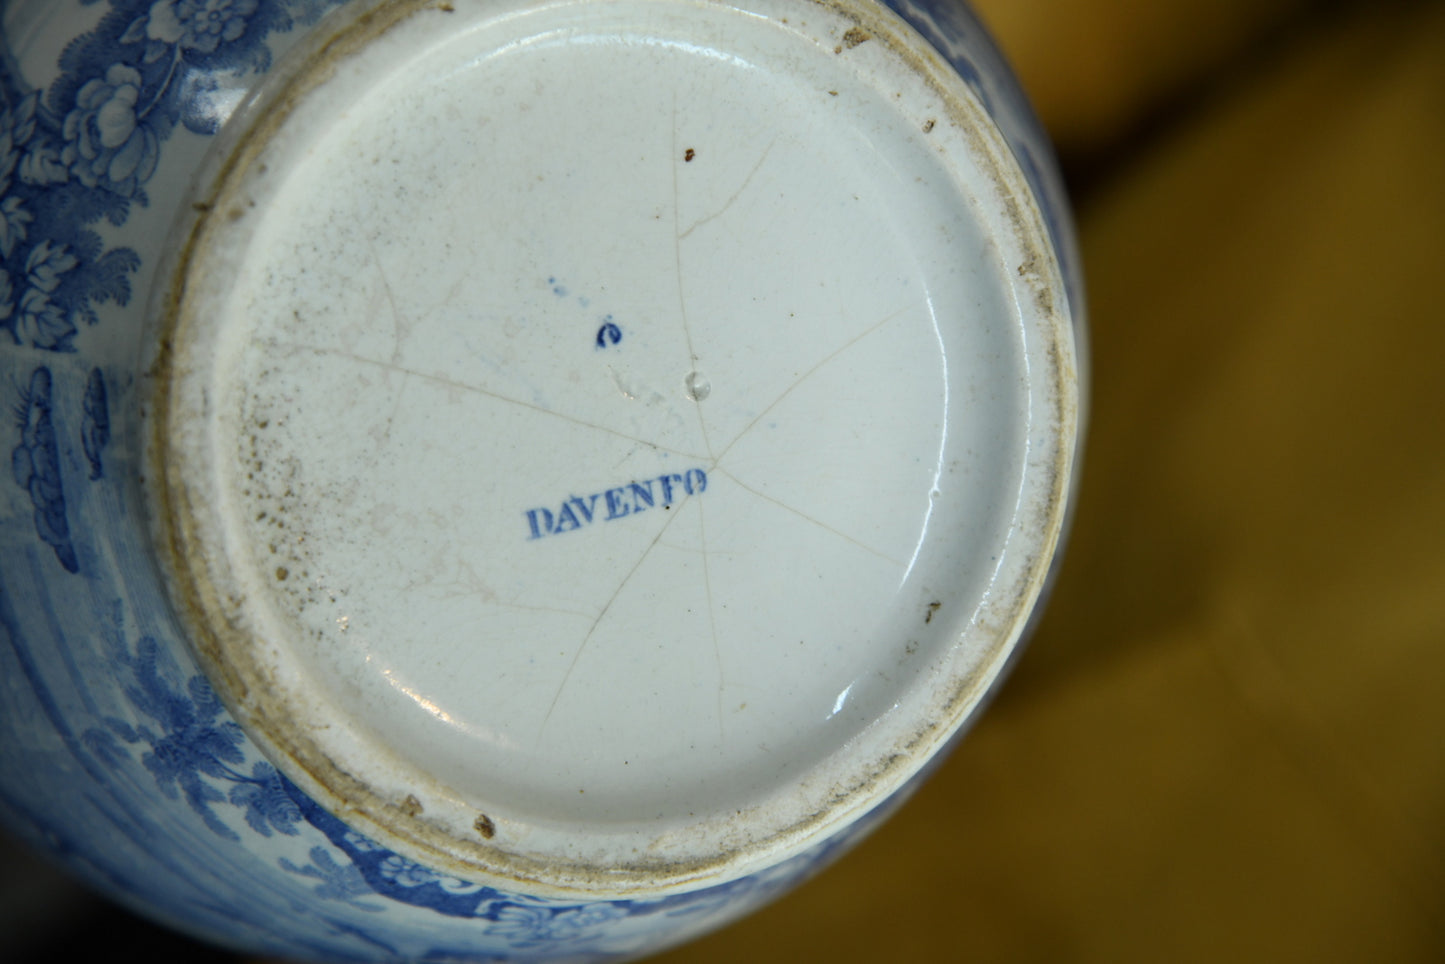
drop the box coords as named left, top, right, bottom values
left=143, top=0, right=1079, bottom=899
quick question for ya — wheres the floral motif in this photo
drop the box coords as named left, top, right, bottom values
left=17, top=138, right=68, bottom=186
left=0, top=2, right=1070, bottom=959
left=143, top=0, right=261, bottom=54
left=24, top=240, right=79, bottom=294
left=1, top=88, right=137, bottom=350
left=60, top=64, right=160, bottom=197
left=229, top=761, right=303, bottom=835
left=0, top=197, right=32, bottom=258
left=342, top=830, right=385, bottom=853
left=1, top=0, right=345, bottom=358
left=14, top=288, right=73, bottom=348
left=379, top=854, right=446, bottom=889
left=485, top=902, right=629, bottom=947
left=279, top=847, right=384, bottom=911
left=81, top=636, right=302, bottom=839
left=378, top=855, right=487, bottom=895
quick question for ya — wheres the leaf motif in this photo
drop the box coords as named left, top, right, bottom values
left=13, top=92, right=38, bottom=146
left=180, top=771, right=239, bottom=840
left=25, top=241, right=79, bottom=293
left=82, top=367, right=109, bottom=479
left=11, top=367, right=78, bottom=568
left=15, top=289, right=77, bottom=351
left=141, top=750, right=181, bottom=799
left=103, top=715, right=138, bottom=743
left=0, top=197, right=33, bottom=259
left=82, top=727, right=132, bottom=768
left=187, top=674, right=224, bottom=721
left=229, top=762, right=302, bottom=837
left=11, top=447, right=33, bottom=488
left=280, top=847, right=382, bottom=908
left=120, top=16, right=149, bottom=45
left=19, top=140, right=70, bottom=186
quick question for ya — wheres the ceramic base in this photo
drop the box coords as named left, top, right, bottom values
left=150, top=0, right=1075, bottom=897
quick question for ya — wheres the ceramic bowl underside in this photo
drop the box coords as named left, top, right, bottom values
left=148, top=0, right=1078, bottom=898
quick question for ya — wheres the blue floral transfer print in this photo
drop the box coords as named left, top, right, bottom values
left=0, top=88, right=140, bottom=351
left=11, top=366, right=78, bottom=571
left=486, top=902, right=628, bottom=948
left=279, top=846, right=385, bottom=911
left=59, top=64, right=160, bottom=196
left=81, top=634, right=304, bottom=840
left=3, top=0, right=347, bottom=569
left=136, top=0, right=263, bottom=55
left=81, top=367, right=110, bottom=479
left=72, top=623, right=837, bottom=954
left=0, top=0, right=342, bottom=351
left=2, top=3, right=947, bottom=956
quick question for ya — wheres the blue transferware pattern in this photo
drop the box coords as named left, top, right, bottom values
left=0, top=0, right=1075, bottom=958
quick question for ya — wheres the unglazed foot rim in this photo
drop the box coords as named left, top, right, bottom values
left=147, top=0, right=1078, bottom=898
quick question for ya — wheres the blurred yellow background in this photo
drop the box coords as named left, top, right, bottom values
left=649, top=0, right=1445, bottom=960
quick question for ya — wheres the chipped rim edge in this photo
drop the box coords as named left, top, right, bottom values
left=139, top=0, right=1082, bottom=899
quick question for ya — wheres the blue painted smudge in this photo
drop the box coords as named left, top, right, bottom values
left=595, top=316, right=622, bottom=349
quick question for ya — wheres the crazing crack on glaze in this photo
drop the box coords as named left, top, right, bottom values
left=678, top=137, right=778, bottom=241
left=142, top=0, right=1080, bottom=898
left=526, top=283, right=918, bottom=738
left=268, top=341, right=710, bottom=461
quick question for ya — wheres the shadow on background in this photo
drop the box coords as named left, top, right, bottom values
left=5, top=0, right=1442, bottom=961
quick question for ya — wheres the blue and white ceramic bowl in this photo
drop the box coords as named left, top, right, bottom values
left=0, top=0, right=1083, bottom=959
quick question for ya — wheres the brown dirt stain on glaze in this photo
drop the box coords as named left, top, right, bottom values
left=146, top=0, right=1079, bottom=900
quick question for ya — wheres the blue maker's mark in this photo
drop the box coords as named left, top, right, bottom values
left=547, top=276, right=621, bottom=347
left=526, top=469, right=708, bottom=540
left=595, top=317, right=622, bottom=349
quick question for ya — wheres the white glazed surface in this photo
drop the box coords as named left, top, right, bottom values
left=156, top=0, right=1074, bottom=894
left=1, top=0, right=1081, bottom=956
